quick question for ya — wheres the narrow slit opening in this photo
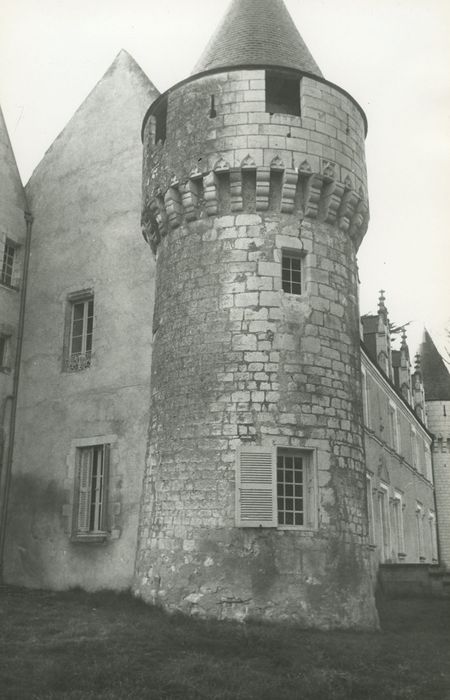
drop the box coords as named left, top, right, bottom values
left=242, top=171, right=256, bottom=213
left=269, top=171, right=283, bottom=211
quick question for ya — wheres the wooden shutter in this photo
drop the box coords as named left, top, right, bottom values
left=236, top=445, right=277, bottom=527
left=77, top=448, right=92, bottom=533
left=100, top=444, right=110, bottom=531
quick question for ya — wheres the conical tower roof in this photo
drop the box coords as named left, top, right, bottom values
left=192, top=0, right=323, bottom=77
left=419, top=330, right=450, bottom=401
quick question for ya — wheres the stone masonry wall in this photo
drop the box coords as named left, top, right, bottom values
left=427, top=400, right=450, bottom=567
left=135, top=67, right=377, bottom=628
left=135, top=214, right=376, bottom=627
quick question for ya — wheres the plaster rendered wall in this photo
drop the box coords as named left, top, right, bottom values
left=427, top=400, right=450, bottom=567
left=363, top=356, right=435, bottom=566
left=3, top=53, right=157, bottom=590
left=0, top=108, right=28, bottom=525
left=136, top=69, right=377, bottom=628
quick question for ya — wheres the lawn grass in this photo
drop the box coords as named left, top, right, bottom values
left=0, top=586, right=449, bottom=699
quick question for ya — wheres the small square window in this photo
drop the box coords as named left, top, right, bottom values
left=1, top=242, right=16, bottom=287
left=266, top=71, right=301, bottom=116
left=282, top=250, right=303, bottom=295
left=65, top=294, right=94, bottom=371
left=73, top=444, right=110, bottom=537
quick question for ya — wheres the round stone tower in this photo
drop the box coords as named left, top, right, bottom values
left=135, top=0, right=377, bottom=628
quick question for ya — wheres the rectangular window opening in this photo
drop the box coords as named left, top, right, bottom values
left=236, top=445, right=315, bottom=529
left=1, top=242, right=16, bottom=287
left=74, top=444, right=110, bottom=537
left=277, top=451, right=305, bottom=526
left=0, top=334, right=10, bottom=369
left=65, top=294, right=94, bottom=372
left=281, top=249, right=303, bottom=296
left=266, top=71, right=301, bottom=116
left=154, top=97, right=168, bottom=145
left=392, top=492, right=405, bottom=556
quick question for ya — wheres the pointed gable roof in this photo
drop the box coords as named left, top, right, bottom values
left=192, top=0, right=323, bottom=78
left=27, top=50, right=159, bottom=188
left=419, top=330, right=450, bottom=401
left=0, top=106, right=28, bottom=219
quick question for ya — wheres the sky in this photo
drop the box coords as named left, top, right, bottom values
left=0, top=0, right=449, bottom=359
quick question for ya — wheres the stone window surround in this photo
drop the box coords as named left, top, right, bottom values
left=391, top=489, right=406, bottom=559
left=235, top=443, right=318, bottom=531
left=281, top=247, right=305, bottom=296
left=377, top=482, right=391, bottom=562
left=0, top=235, right=21, bottom=290
left=62, top=288, right=94, bottom=373
left=365, top=472, right=376, bottom=548
left=63, top=434, right=121, bottom=544
left=388, top=400, right=401, bottom=453
left=415, top=501, right=425, bottom=561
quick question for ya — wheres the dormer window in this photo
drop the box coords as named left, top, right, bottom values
left=265, top=70, right=300, bottom=116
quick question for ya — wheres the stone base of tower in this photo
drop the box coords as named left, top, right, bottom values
left=133, top=531, right=378, bottom=629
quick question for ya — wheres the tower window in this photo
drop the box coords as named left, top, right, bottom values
left=235, top=445, right=316, bottom=529
left=277, top=451, right=305, bottom=526
left=281, top=250, right=303, bottom=295
left=266, top=71, right=300, bottom=116
left=154, top=97, right=168, bottom=145
left=1, top=241, right=16, bottom=287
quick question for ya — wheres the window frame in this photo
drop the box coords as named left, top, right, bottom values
left=1, top=240, right=17, bottom=288
left=392, top=490, right=405, bottom=558
left=388, top=400, right=400, bottom=452
left=415, top=502, right=425, bottom=561
left=361, top=367, right=370, bottom=428
left=0, top=333, right=11, bottom=370
left=235, top=445, right=317, bottom=530
left=428, top=511, right=438, bottom=562
left=410, top=426, right=419, bottom=472
left=366, top=473, right=376, bottom=547
left=64, top=291, right=94, bottom=372
left=281, top=248, right=304, bottom=296
left=72, top=443, right=110, bottom=541
left=424, top=445, right=433, bottom=483
left=377, top=483, right=391, bottom=562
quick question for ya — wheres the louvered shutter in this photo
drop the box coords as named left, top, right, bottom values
left=100, top=444, right=110, bottom=531
left=77, top=448, right=92, bottom=533
left=236, top=445, right=277, bottom=527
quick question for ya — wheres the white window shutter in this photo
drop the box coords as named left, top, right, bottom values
left=236, top=445, right=277, bottom=527
left=77, top=448, right=92, bottom=533
left=101, top=444, right=110, bottom=531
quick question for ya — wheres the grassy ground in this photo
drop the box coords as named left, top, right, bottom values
left=0, top=587, right=449, bottom=700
